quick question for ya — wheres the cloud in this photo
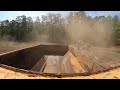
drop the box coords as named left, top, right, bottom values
left=85, top=11, right=120, bottom=17
left=0, top=11, right=120, bottom=21
left=14, top=11, right=47, bottom=17
left=0, top=11, right=50, bottom=21
left=97, top=11, right=120, bottom=16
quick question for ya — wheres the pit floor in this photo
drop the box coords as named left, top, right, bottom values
left=43, top=56, right=61, bottom=73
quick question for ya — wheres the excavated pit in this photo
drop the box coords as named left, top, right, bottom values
left=0, top=44, right=120, bottom=77
left=0, top=44, right=68, bottom=72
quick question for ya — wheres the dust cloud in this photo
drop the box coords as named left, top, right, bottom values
left=28, top=14, right=114, bottom=47
left=65, top=17, right=114, bottom=47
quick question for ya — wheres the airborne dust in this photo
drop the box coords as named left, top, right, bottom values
left=65, top=16, right=114, bottom=47
left=24, top=12, right=115, bottom=47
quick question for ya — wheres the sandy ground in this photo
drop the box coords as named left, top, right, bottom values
left=0, top=66, right=120, bottom=79
left=0, top=41, right=120, bottom=79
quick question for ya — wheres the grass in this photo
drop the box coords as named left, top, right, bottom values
left=0, top=41, right=19, bottom=47
left=116, top=50, right=120, bottom=54
left=0, top=40, right=43, bottom=51
left=0, top=41, right=31, bottom=53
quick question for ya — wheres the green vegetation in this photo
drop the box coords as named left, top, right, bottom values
left=0, top=11, right=120, bottom=45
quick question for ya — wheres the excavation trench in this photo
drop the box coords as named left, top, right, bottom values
left=0, top=44, right=120, bottom=77
left=0, top=45, right=68, bottom=72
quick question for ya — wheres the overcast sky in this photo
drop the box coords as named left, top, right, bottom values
left=0, top=11, right=120, bottom=21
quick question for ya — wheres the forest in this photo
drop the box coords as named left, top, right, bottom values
left=0, top=11, right=120, bottom=46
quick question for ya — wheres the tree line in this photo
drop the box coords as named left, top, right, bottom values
left=0, top=11, right=120, bottom=45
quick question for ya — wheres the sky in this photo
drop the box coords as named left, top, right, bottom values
left=0, top=11, right=120, bottom=21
